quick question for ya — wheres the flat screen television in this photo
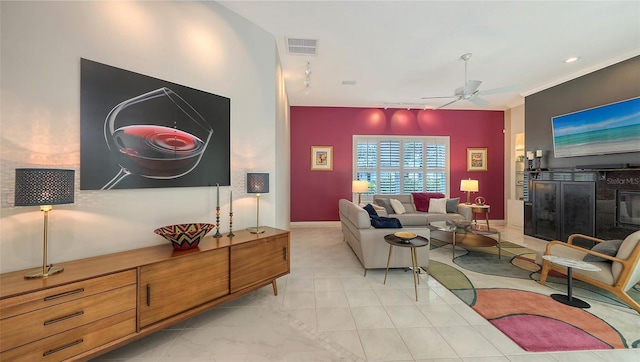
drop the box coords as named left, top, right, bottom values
left=551, top=96, right=640, bottom=158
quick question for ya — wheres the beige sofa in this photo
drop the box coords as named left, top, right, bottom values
left=338, top=199, right=430, bottom=275
left=371, top=194, right=471, bottom=226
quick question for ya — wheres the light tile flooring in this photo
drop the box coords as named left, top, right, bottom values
left=96, top=226, right=640, bottom=361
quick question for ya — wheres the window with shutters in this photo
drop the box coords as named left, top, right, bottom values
left=354, top=136, right=449, bottom=201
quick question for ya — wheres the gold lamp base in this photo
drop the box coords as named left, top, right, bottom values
left=246, top=227, right=265, bottom=234
left=24, top=265, right=64, bottom=279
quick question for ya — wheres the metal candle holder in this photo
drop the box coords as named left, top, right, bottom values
left=227, top=212, right=234, bottom=237
left=214, top=206, right=222, bottom=238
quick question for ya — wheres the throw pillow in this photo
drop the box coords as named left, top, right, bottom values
left=363, top=204, right=378, bottom=217
left=374, top=198, right=394, bottom=214
left=446, top=198, right=460, bottom=213
left=428, top=197, right=447, bottom=214
left=583, top=239, right=623, bottom=262
left=411, top=192, right=446, bottom=212
left=370, top=215, right=403, bottom=228
left=389, top=199, right=406, bottom=214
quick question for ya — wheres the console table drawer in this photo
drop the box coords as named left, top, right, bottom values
left=0, top=284, right=136, bottom=352
left=0, top=309, right=136, bottom=362
left=0, top=269, right=137, bottom=319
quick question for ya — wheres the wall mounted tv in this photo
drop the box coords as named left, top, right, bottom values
left=552, top=96, right=640, bottom=158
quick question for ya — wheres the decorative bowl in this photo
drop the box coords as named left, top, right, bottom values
left=154, top=223, right=215, bottom=250
left=394, top=231, right=417, bottom=241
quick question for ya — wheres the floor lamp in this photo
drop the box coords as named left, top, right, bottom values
left=460, top=179, right=478, bottom=205
left=14, top=168, right=75, bottom=279
left=246, top=173, right=269, bottom=234
left=352, top=180, right=369, bottom=205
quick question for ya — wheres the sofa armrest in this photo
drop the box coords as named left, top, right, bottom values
left=456, top=204, right=473, bottom=221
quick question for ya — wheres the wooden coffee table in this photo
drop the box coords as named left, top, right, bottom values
left=429, top=220, right=501, bottom=259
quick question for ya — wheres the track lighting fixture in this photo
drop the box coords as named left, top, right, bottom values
left=303, top=62, right=312, bottom=95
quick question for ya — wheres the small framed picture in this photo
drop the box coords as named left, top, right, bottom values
left=311, top=146, right=333, bottom=171
left=467, top=148, right=487, bottom=171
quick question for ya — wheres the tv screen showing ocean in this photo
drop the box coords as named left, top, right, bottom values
left=552, top=97, right=640, bottom=158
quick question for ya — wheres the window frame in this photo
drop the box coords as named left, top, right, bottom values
left=353, top=135, right=450, bottom=203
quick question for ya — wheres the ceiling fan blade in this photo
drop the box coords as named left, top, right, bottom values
left=477, top=84, right=521, bottom=96
left=421, top=95, right=458, bottom=99
left=435, top=97, right=461, bottom=110
left=465, top=80, right=482, bottom=94
left=468, top=96, right=490, bottom=106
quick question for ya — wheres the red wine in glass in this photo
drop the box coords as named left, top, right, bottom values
left=102, top=87, right=213, bottom=190
left=113, top=125, right=206, bottom=178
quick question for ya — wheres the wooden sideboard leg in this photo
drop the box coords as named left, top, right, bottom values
left=272, top=280, right=278, bottom=296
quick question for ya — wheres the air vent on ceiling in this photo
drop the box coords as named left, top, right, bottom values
left=341, top=80, right=357, bottom=86
left=286, top=37, right=318, bottom=55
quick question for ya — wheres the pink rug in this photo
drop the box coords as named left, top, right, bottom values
left=473, top=289, right=626, bottom=351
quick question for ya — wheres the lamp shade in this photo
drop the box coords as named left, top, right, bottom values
left=352, top=180, right=369, bottom=193
left=15, top=169, right=75, bottom=206
left=460, top=179, right=478, bottom=192
left=247, top=173, right=269, bottom=194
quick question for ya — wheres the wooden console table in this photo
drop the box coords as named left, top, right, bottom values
left=0, top=227, right=290, bottom=361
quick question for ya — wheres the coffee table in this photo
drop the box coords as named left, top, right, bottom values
left=541, top=255, right=601, bottom=308
left=429, top=220, right=501, bottom=259
left=383, top=234, right=429, bottom=301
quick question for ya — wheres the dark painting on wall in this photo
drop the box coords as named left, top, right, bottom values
left=80, top=59, right=230, bottom=190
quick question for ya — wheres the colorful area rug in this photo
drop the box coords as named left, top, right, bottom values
left=428, top=238, right=640, bottom=352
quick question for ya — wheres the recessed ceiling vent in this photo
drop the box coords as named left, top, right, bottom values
left=286, top=37, right=318, bottom=55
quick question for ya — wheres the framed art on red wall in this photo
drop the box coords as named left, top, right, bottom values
left=311, top=146, right=333, bottom=171
left=467, top=147, right=487, bottom=171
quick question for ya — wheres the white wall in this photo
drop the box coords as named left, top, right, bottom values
left=0, top=1, right=289, bottom=273
left=506, top=104, right=525, bottom=228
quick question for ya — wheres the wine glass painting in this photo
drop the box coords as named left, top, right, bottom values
left=102, top=87, right=213, bottom=189
left=80, top=59, right=230, bottom=190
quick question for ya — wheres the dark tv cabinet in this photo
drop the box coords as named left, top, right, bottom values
left=525, top=171, right=596, bottom=247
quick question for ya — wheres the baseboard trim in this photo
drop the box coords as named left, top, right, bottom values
left=291, top=221, right=341, bottom=228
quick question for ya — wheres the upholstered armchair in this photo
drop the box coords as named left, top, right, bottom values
left=539, top=230, right=640, bottom=313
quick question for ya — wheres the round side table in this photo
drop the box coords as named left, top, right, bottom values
left=542, top=255, right=601, bottom=308
left=383, top=234, right=429, bottom=301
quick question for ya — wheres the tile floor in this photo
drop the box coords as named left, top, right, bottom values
left=96, top=225, right=640, bottom=361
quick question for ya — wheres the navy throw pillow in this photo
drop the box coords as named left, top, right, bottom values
left=370, top=216, right=403, bottom=228
left=363, top=204, right=378, bottom=217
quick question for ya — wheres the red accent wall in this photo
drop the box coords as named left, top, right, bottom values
left=290, top=107, right=505, bottom=222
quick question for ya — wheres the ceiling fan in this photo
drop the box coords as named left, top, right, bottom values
left=422, top=53, right=517, bottom=109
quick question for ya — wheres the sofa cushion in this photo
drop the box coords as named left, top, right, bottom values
left=370, top=216, right=402, bottom=228
left=583, top=239, right=623, bottom=262
left=412, top=192, right=445, bottom=211
left=446, top=198, right=460, bottom=213
left=363, top=204, right=378, bottom=217
left=374, top=198, right=394, bottom=214
left=428, top=198, right=447, bottom=214
left=390, top=199, right=406, bottom=214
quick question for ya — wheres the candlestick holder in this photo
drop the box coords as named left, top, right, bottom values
left=214, top=206, right=222, bottom=238
left=227, top=212, right=235, bottom=237
left=535, top=156, right=542, bottom=171
left=527, top=159, right=534, bottom=171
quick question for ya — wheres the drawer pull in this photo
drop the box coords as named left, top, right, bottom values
left=44, top=288, right=85, bottom=301
left=283, top=246, right=287, bottom=261
left=43, top=339, right=84, bottom=356
left=44, top=311, right=84, bottom=326
left=146, top=284, right=151, bottom=306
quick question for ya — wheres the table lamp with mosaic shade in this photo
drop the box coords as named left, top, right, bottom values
left=14, top=168, right=75, bottom=279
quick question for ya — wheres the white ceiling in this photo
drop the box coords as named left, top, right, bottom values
left=218, top=1, right=640, bottom=110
